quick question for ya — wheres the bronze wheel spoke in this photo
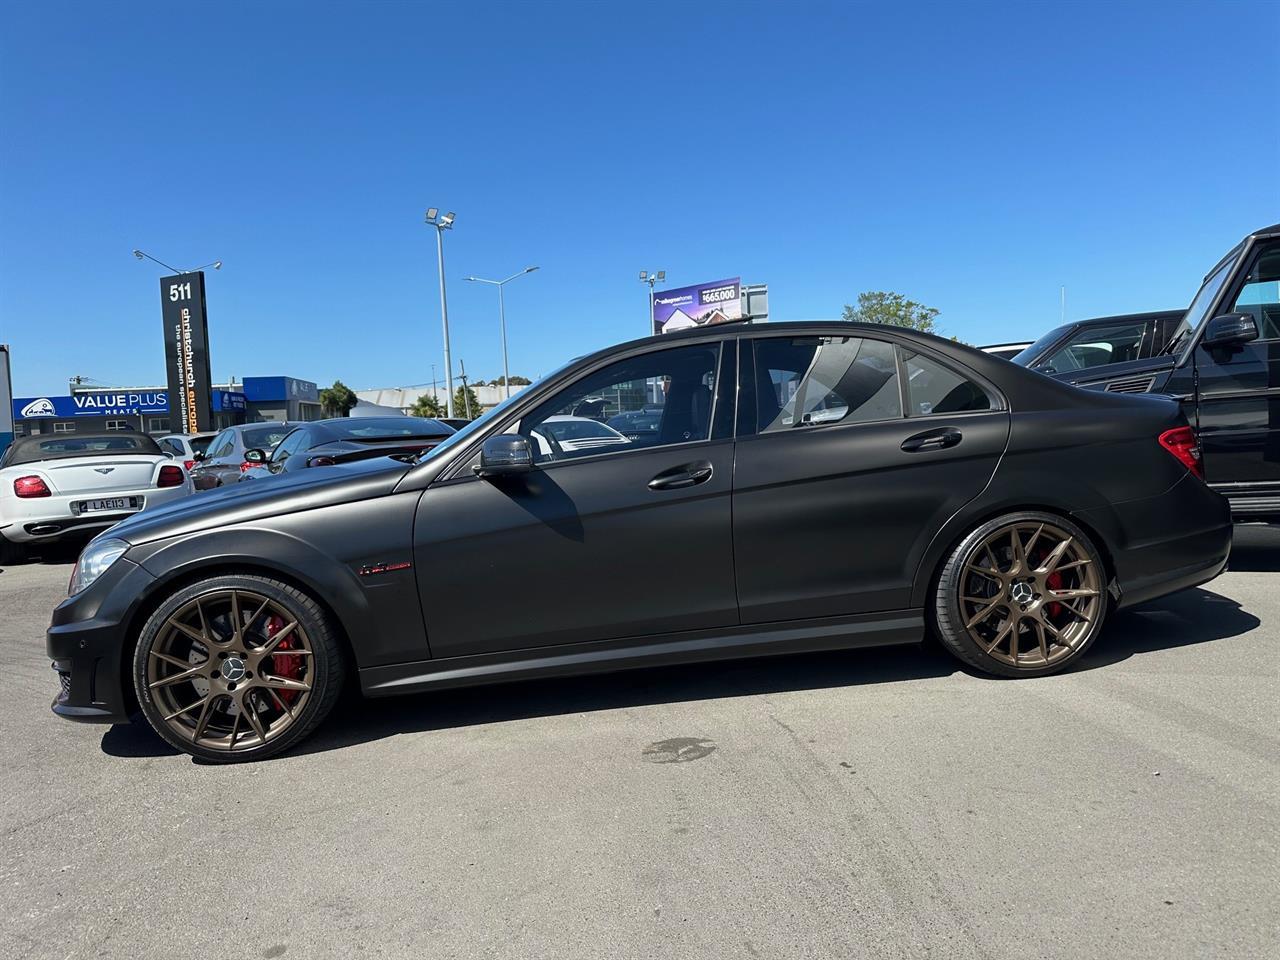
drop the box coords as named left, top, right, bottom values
left=1034, top=619, right=1049, bottom=659
left=229, top=591, right=244, bottom=644
left=1054, top=558, right=1091, bottom=573
left=148, top=664, right=205, bottom=690
left=228, top=710, right=242, bottom=749
left=192, top=695, right=219, bottom=742
left=163, top=694, right=211, bottom=723
left=267, top=687, right=294, bottom=718
left=258, top=674, right=311, bottom=693
left=1009, top=528, right=1027, bottom=574
left=151, top=650, right=196, bottom=671
left=1048, top=587, right=1098, bottom=600
left=243, top=694, right=269, bottom=741
left=258, top=620, right=299, bottom=655
left=964, top=598, right=1004, bottom=630
left=984, top=617, right=1014, bottom=654
left=1036, top=537, right=1074, bottom=575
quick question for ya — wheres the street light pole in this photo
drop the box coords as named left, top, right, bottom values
left=133, top=250, right=223, bottom=274
left=464, top=266, right=539, bottom=400
left=639, top=270, right=666, bottom=334
left=425, top=209, right=457, bottom=418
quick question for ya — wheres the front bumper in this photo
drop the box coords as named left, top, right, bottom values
left=47, top=556, right=157, bottom=724
left=1075, top=473, right=1233, bottom=611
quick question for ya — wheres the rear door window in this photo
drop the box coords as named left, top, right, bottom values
left=750, top=336, right=900, bottom=433
left=901, top=350, right=993, bottom=416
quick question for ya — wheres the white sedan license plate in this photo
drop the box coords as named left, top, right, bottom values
left=75, top=497, right=142, bottom=514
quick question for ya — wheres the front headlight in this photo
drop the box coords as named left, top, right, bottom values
left=69, top=538, right=129, bottom=596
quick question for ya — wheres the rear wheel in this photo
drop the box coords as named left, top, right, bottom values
left=133, top=575, right=345, bottom=762
left=934, top=512, right=1106, bottom=677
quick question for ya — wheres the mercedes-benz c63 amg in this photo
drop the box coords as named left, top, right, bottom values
left=48, top=323, right=1231, bottom=761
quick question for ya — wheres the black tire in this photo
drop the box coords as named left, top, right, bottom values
left=0, top=537, right=26, bottom=566
left=133, top=574, right=346, bottom=762
left=933, top=511, right=1107, bottom=678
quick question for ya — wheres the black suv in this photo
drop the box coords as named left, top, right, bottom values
left=1012, top=309, right=1184, bottom=377
left=1050, top=223, right=1280, bottom=522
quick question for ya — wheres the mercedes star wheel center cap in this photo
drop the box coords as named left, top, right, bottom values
left=1010, top=581, right=1035, bottom=605
left=221, top=657, right=247, bottom=682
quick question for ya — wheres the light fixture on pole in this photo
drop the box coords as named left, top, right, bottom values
left=639, top=270, right=666, bottom=334
left=425, top=209, right=458, bottom=418
left=133, top=250, right=223, bottom=274
left=464, top=266, right=539, bottom=399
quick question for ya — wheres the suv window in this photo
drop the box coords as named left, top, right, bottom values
left=902, top=350, right=992, bottom=416
left=751, top=336, right=900, bottom=432
left=1039, top=321, right=1148, bottom=373
left=519, top=342, right=720, bottom=463
left=160, top=438, right=184, bottom=456
left=1229, top=242, right=1280, bottom=339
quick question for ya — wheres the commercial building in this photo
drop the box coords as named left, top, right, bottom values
left=10, top=376, right=323, bottom=438
left=355, top=382, right=526, bottom=415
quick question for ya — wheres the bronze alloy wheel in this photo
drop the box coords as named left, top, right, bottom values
left=933, top=511, right=1108, bottom=677
left=141, top=585, right=323, bottom=755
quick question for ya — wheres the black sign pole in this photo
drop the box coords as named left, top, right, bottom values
left=160, top=272, right=214, bottom=434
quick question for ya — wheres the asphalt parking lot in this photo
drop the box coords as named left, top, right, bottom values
left=2, top=531, right=1277, bottom=960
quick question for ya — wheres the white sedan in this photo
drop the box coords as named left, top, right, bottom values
left=529, top=415, right=633, bottom=457
left=0, top=432, right=194, bottom=563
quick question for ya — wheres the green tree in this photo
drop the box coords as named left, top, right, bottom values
left=410, top=392, right=445, bottom=418
left=319, top=379, right=358, bottom=417
left=508, top=375, right=532, bottom=386
left=841, top=291, right=940, bottom=334
left=454, top=384, right=483, bottom=420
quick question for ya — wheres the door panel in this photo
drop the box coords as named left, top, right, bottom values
left=415, top=441, right=738, bottom=658
left=733, top=414, right=1009, bottom=622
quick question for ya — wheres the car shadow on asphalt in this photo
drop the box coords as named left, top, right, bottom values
left=1224, top=523, right=1280, bottom=572
left=98, top=585, right=1261, bottom=763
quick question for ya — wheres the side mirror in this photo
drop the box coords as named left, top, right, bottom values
left=1201, top=313, right=1258, bottom=349
left=191, top=452, right=205, bottom=463
left=243, top=448, right=268, bottom=465
left=474, top=434, right=534, bottom=477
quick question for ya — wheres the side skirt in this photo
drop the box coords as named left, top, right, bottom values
left=359, top=609, right=924, bottom=698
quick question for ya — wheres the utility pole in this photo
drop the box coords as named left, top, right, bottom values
left=458, top=359, right=473, bottom=419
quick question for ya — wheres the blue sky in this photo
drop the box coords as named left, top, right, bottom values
left=2, top=0, right=1277, bottom=396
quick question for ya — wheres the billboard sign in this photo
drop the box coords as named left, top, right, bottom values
left=11, top=391, right=168, bottom=420
left=652, top=277, right=742, bottom=335
left=161, top=271, right=214, bottom=434
left=0, top=345, right=12, bottom=457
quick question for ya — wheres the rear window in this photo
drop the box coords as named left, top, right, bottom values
left=190, top=435, right=215, bottom=455
left=242, top=425, right=292, bottom=450
left=1, top=433, right=163, bottom=466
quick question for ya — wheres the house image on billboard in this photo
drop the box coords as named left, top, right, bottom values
left=660, top=308, right=700, bottom=333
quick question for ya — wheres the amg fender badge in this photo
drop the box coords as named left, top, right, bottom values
left=358, top=561, right=413, bottom=577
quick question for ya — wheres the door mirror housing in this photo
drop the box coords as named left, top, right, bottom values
left=243, top=448, right=268, bottom=465
left=475, top=434, right=534, bottom=477
left=191, top=452, right=205, bottom=463
left=1201, top=313, right=1259, bottom=349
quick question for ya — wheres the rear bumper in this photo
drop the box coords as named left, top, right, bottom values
left=1, top=484, right=192, bottom=543
left=46, top=557, right=156, bottom=724
left=1075, top=473, right=1232, bottom=611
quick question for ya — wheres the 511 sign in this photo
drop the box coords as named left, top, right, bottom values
left=160, top=271, right=214, bottom=434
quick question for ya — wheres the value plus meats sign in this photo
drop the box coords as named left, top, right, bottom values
left=160, top=271, right=214, bottom=434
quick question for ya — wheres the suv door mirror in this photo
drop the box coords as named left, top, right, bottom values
left=474, top=434, right=534, bottom=477
left=243, top=448, right=268, bottom=465
left=1201, top=313, right=1259, bottom=349
left=191, top=452, right=205, bottom=463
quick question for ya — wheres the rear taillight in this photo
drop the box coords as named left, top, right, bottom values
left=1158, top=426, right=1203, bottom=479
left=239, top=461, right=254, bottom=472
left=14, top=475, right=51, bottom=498
left=157, top=465, right=185, bottom=488
left=184, top=459, right=195, bottom=472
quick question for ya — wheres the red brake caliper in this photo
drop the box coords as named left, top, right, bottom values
left=1045, top=570, right=1063, bottom=619
left=265, top=614, right=303, bottom=706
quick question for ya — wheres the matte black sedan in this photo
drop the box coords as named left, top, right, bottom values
left=239, top=416, right=454, bottom=480
left=48, top=322, right=1231, bottom=762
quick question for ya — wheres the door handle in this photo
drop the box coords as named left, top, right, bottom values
left=901, top=428, right=962, bottom=453
left=648, top=461, right=714, bottom=491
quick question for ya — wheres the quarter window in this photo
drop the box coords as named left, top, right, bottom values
left=902, top=350, right=992, bottom=416
left=271, top=430, right=308, bottom=463
left=519, top=343, right=720, bottom=463
left=751, top=336, right=900, bottom=432
left=206, top=430, right=234, bottom=459
left=1038, top=321, right=1148, bottom=373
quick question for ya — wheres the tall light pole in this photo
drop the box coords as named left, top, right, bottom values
left=464, top=266, right=539, bottom=399
left=639, top=270, right=666, bottom=334
left=425, top=209, right=457, bottom=418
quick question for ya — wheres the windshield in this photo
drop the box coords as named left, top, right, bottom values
left=1011, top=324, right=1072, bottom=366
left=1164, top=242, right=1244, bottom=354
left=411, top=361, right=574, bottom=464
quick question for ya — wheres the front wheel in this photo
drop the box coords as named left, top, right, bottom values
left=133, top=575, right=346, bottom=762
left=933, top=512, right=1107, bottom=678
